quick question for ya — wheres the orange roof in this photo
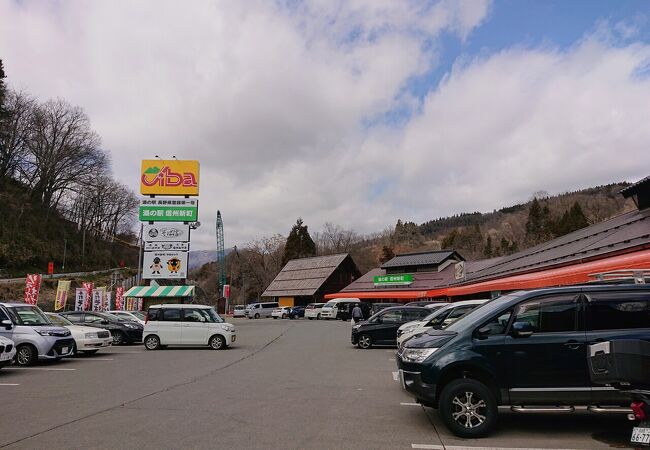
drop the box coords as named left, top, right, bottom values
left=324, top=290, right=429, bottom=300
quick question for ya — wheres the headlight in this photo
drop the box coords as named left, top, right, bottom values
left=352, top=325, right=361, bottom=330
left=124, top=323, right=139, bottom=329
left=400, top=348, right=439, bottom=363
left=37, top=329, right=70, bottom=337
left=85, top=332, right=99, bottom=339
left=222, top=325, right=235, bottom=332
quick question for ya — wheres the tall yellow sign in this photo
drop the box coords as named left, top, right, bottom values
left=140, top=160, right=200, bottom=196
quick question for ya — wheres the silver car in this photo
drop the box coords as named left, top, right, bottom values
left=0, top=303, right=75, bottom=366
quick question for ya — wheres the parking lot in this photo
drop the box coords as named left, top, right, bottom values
left=0, top=318, right=636, bottom=450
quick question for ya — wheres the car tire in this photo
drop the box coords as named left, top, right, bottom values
left=71, top=342, right=78, bottom=355
left=308, top=317, right=313, bottom=320
left=357, top=334, right=373, bottom=349
left=209, top=334, right=226, bottom=350
left=254, top=313, right=260, bottom=319
left=316, top=313, right=321, bottom=320
left=144, top=334, right=161, bottom=350
left=15, top=344, right=36, bottom=366
left=273, top=317, right=277, bottom=319
left=282, top=314, right=287, bottom=319
left=112, top=331, right=125, bottom=346
left=438, top=378, right=497, bottom=438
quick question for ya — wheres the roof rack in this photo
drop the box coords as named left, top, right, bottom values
left=588, top=269, right=650, bottom=285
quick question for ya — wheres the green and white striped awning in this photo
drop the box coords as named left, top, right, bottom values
left=123, top=285, right=195, bottom=298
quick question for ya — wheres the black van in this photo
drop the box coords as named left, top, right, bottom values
left=396, top=284, right=650, bottom=438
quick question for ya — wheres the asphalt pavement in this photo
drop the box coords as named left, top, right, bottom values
left=0, top=318, right=637, bottom=449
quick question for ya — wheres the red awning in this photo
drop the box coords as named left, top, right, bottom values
left=426, top=249, right=650, bottom=297
left=323, top=290, right=429, bottom=300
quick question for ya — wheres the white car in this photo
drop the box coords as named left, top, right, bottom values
left=0, top=335, right=16, bottom=369
left=233, top=305, right=246, bottom=318
left=143, top=304, right=235, bottom=350
left=396, top=299, right=489, bottom=348
left=304, top=303, right=326, bottom=320
left=46, top=313, right=113, bottom=355
left=271, top=307, right=291, bottom=319
left=107, top=310, right=146, bottom=326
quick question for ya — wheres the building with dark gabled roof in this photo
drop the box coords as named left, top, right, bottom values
left=261, top=253, right=361, bottom=306
left=327, top=174, right=650, bottom=302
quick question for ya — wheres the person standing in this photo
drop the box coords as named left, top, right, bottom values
left=351, top=304, right=363, bottom=324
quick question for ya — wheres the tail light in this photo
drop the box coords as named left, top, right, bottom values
left=631, top=401, right=647, bottom=421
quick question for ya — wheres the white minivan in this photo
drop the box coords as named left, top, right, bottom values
left=245, top=302, right=279, bottom=319
left=304, top=303, right=326, bottom=320
left=143, top=304, right=236, bottom=350
left=320, top=298, right=361, bottom=320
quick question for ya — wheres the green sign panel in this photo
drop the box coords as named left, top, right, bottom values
left=373, top=274, right=414, bottom=286
left=139, top=205, right=198, bottom=222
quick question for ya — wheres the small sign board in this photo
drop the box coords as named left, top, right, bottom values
left=373, top=274, right=413, bottom=286
left=455, top=261, right=465, bottom=280
left=143, top=251, right=188, bottom=279
left=144, top=223, right=190, bottom=242
left=145, top=242, right=190, bottom=252
left=139, top=198, right=198, bottom=222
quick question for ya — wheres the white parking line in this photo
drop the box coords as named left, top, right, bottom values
left=392, top=371, right=399, bottom=381
left=5, top=367, right=76, bottom=371
left=388, top=358, right=396, bottom=362
left=400, top=402, right=420, bottom=406
left=412, top=446, right=581, bottom=450
left=411, top=445, right=443, bottom=449
left=81, top=358, right=114, bottom=361
left=0, top=383, right=20, bottom=386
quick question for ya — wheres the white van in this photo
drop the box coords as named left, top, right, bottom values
left=320, top=298, right=361, bottom=320
left=245, top=302, right=279, bottom=319
left=143, top=304, right=236, bottom=350
left=304, top=303, right=326, bottom=320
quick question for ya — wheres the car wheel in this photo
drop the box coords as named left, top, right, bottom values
left=112, top=331, right=125, bottom=346
left=144, top=334, right=161, bottom=350
left=317, top=313, right=321, bottom=320
left=15, top=344, right=36, bottom=366
left=254, top=313, right=260, bottom=319
left=71, top=342, right=78, bottom=355
left=209, top=335, right=226, bottom=350
left=282, top=314, right=287, bottom=319
left=439, top=378, right=497, bottom=438
left=357, top=334, right=372, bottom=349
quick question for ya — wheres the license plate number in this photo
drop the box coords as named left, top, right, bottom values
left=632, top=427, right=650, bottom=445
left=61, top=347, right=68, bottom=354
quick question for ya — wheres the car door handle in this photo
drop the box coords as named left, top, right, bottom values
left=563, top=341, right=584, bottom=350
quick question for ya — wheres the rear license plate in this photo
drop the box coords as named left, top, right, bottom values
left=61, top=347, right=69, bottom=354
left=631, top=427, right=650, bottom=445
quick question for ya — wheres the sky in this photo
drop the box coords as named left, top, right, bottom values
left=1, top=0, right=650, bottom=250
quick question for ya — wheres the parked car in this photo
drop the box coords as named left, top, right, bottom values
left=397, top=284, right=650, bottom=438
left=288, top=306, right=305, bottom=319
left=370, top=303, right=401, bottom=316
left=46, top=313, right=113, bottom=355
left=60, top=311, right=143, bottom=345
left=304, top=303, right=326, bottom=320
left=406, top=300, right=449, bottom=307
left=396, top=299, right=489, bottom=347
left=0, top=302, right=74, bottom=366
left=107, top=310, right=146, bottom=325
left=322, top=298, right=369, bottom=320
left=143, top=304, right=236, bottom=350
left=351, top=306, right=431, bottom=349
left=0, top=335, right=16, bottom=369
left=246, top=302, right=279, bottom=319
left=233, top=305, right=246, bottom=318
left=272, top=306, right=292, bottom=319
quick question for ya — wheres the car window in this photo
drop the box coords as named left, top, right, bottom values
left=447, top=306, right=475, bottom=320
left=403, top=309, right=427, bottom=321
left=84, top=314, right=104, bottom=324
left=147, top=309, right=160, bottom=321
left=65, top=314, right=83, bottom=323
left=0, top=308, right=9, bottom=322
left=513, top=295, right=577, bottom=333
left=477, top=310, right=513, bottom=336
left=428, top=309, right=451, bottom=327
left=587, top=292, right=650, bottom=331
left=183, top=309, right=208, bottom=323
left=162, top=309, right=181, bottom=322
left=381, top=310, right=403, bottom=323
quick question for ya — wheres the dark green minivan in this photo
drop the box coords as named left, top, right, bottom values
left=397, top=284, right=650, bottom=437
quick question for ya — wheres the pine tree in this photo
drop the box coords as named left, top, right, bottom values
left=483, top=236, right=493, bottom=257
left=379, top=245, right=395, bottom=263
left=282, top=218, right=316, bottom=265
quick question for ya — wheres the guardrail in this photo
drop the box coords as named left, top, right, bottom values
left=0, top=267, right=133, bottom=285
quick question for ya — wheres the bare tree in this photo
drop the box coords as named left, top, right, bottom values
left=0, top=90, right=34, bottom=179
left=314, top=222, right=359, bottom=254
left=19, top=99, right=109, bottom=207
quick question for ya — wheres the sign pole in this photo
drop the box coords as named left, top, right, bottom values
left=137, top=223, right=143, bottom=285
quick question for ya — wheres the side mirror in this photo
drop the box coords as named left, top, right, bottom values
left=474, top=326, right=491, bottom=340
left=1, top=319, right=12, bottom=330
left=101, top=319, right=110, bottom=325
left=512, top=321, right=534, bottom=338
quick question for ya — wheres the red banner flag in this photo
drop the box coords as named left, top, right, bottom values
left=82, top=282, right=93, bottom=311
left=24, top=274, right=42, bottom=305
left=115, top=287, right=125, bottom=310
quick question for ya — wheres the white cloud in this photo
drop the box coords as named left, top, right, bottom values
left=1, top=1, right=648, bottom=252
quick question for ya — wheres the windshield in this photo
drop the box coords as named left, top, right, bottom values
left=9, top=305, right=51, bottom=326
left=46, top=313, right=73, bottom=326
left=99, top=312, right=128, bottom=322
left=445, top=294, right=520, bottom=332
left=323, top=302, right=334, bottom=308
left=206, top=308, right=224, bottom=323
left=131, top=311, right=146, bottom=320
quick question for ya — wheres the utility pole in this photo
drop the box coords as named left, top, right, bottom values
left=62, top=238, right=67, bottom=272
left=215, top=211, right=227, bottom=310
left=136, top=223, right=143, bottom=285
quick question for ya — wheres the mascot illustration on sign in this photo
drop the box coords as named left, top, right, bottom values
left=150, top=257, right=163, bottom=275
left=167, top=257, right=182, bottom=274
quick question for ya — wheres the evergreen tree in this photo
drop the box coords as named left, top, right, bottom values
left=379, top=245, right=395, bottom=263
left=553, top=201, right=589, bottom=236
left=281, top=218, right=316, bottom=265
left=483, top=236, right=493, bottom=258
left=526, top=197, right=552, bottom=243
